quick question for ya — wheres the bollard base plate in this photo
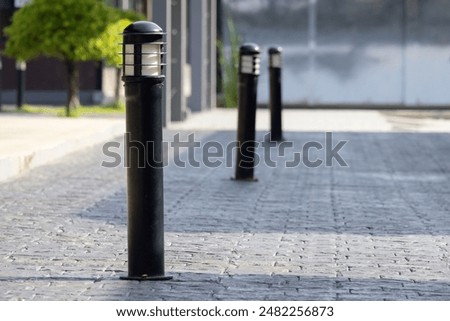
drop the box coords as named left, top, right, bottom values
left=265, top=135, right=285, bottom=143
left=121, top=275, right=173, bottom=281
left=231, top=177, right=258, bottom=182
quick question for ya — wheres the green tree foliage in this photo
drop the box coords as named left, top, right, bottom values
left=87, top=18, right=132, bottom=104
left=89, top=19, right=131, bottom=68
left=4, top=0, right=141, bottom=116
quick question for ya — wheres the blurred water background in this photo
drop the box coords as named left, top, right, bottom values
left=222, top=0, right=450, bottom=107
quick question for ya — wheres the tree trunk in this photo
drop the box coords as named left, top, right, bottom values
left=65, top=59, right=80, bottom=116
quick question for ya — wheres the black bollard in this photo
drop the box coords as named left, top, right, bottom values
left=121, top=21, right=171, bottom=281
left=16, top=61, right=26, bottom=109
left=268, top=47, right=283, bottom=141
left=235, top=43, right=260, bottom=181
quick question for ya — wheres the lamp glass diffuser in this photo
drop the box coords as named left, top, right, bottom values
left=141, top=44, right=161, bottom=76
left=241, top=55, right=260, bottom=75
left=254, top=56, right=261, bottom=75
left=270, top=54, right=282, bottom=68
left=124, top=44, right=135, bottom=76
left=16, top=61, right=26, bottom=71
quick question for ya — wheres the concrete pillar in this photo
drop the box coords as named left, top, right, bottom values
left=207, top=0, right=217, bottom=109
left=151, top=0, right=215, bottom=119
left=170, top=0, right=188, bottom=121
left=151, top=0, right=172, bottom=126
left=188, top=0, right=208, bottom=112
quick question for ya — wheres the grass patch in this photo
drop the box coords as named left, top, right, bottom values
left=18, top=102, right=125, bottom=117
left=217, top=18, right=240, bottom=108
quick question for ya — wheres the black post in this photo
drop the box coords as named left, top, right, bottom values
left=16, top=61, right=26, bottom=109
left=235, top=43, right=260, bottom=181
left=121, top=21, right=171, bottom=281
left=268, top=47, right=283, bottom=141
left=0, top=56, right=3, bottom=112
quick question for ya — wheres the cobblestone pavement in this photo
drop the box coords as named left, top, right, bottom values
left=1, top=129, right=450, bottom=300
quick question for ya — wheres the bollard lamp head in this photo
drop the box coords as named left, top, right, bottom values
left=239, top=43, right=260, bottom=75
left=269, top=46, right=282, bottom=68
left=122, top=21, right=166, bottom=78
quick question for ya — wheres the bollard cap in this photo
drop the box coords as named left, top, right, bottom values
left=240, top=43, right=260, bottom=56
left=123, top=21, right=164, bottom=44
left=123, top=21, right=164, bottom=35
left=268, top=46, right=282, bottom=55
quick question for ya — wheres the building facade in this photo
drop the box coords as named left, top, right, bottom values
left=0, top=0, right=217, bottom=123
left=224, top=0, right=450, bottom=107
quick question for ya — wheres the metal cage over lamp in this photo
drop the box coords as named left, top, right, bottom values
left=122, top=21, right=166, bottom=78
left=269, top=46, right=282, bottom=69
left=239, top=43, right=260, bottom=76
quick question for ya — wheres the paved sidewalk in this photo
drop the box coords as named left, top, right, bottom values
left=169, top=108, right=450, bottom=133
left=2, top=108, right=450, bottom=182
left=1, top=109, right=450, bottom=300
left=0, top=113, right=124, bottom=181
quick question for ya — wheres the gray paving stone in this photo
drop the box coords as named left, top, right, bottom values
left=1, top=131, right=450, bottom=300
